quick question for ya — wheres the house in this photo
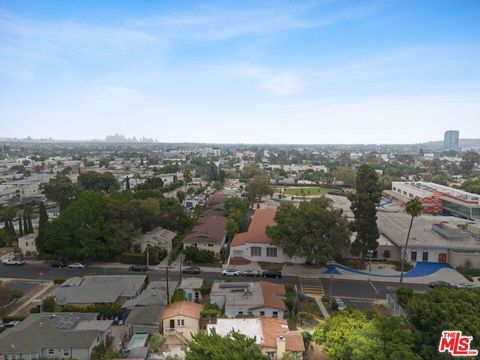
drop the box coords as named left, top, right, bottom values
left=210, top=281, right=286, bottom=319
left=208, top=317, right=305, bottom=359
left=124, top=281, right=178, bottom=335
left=183, top=215, right=227, bottom=257
left=53, top=275, right=147, bottom=307
left=179, top=277, right=203, bottom=302
left=0, top=313, right=112, bottom=360
left=229, top=208, right=305, bottom=264
left=17, top=232, right=38, bottom=256
left=161, top=301, right=203, bottom=342
left=133, top=227, right=177, bottom=252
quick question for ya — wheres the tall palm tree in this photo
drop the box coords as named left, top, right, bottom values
left=400, top=197, right=423, bottom=284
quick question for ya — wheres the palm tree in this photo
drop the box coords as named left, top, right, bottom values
left=183, top=168, right=192, bottom=192
left=399, top=197, right=423, bottom=284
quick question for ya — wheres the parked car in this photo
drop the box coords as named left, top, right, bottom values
left=129, top=265, right=148, bottom=272
left=261, top=270, right=283, bottom=279
left=183, top=266, right=201, bottom=275
left=6, top=321, right=21, bottom=328
left=428, top=280, right=452, bottom=288
left=241, top=269, right=260, bottom=277
left=68, top=262, right=86, bottom=269
left=0, top=323, right=7, bottom=333
left=326, top=260, right=336, bottom=268
left=222, top=268, right=240, bottom=276
left=2, top=258, right=25, bottom=266
left=50, top=260, right=65, bottom=268
left=454, top=282, right=476, bottom=289
left=335, top=297, right=346, bottom=311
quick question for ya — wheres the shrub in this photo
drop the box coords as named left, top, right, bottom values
left=201, top=304, right=223, bottom=319
left=383, top=249, right=391, bottom=259
left=395, top=287, right=414, bottom=308
left=42, top=296, right=57, bottom=312
left=200, top=280, right=212, bottom=296
left=120, top=251, right=160, bottom=265
left=184, top=246, right=216, bottom=264
left=171, top=289, right=186, bottom=303
left=53, top=278, right=66, bottom=284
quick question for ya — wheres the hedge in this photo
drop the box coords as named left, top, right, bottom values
left=53, top=278, right=66, bottom=284
left=119, top=247, right=166, bottom=265
left=184, top=246, right=216, bottom=264
left=2, top=315, right=27, bottom=323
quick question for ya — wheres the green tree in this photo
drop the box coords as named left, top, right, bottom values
left=186, top=330, right=268, bottom=360
left=347, top=164, right=382, bottom=259
left=460, top=151, right=480, bottom=176
left=462, top=177, right=480, bottom=194
left=333, top=166, right=356, bottom=186
left=267, top=197, right=351, bottom=265
left=42, top=296, right=57, bottom=312
left=183, top=168, right=192, bottom=191
left=36, top=202, right=49, bottom=253
left=399, top=197, right=423, bottom=284
left=77, top=171, right=119, bottom=193
left=176, top=190, right=186, bottom=204
left=41, top=174, right=80, bottom=210
left=18, top=215, right=23, bottom=237
left=247, top=175, right=272, bottom=204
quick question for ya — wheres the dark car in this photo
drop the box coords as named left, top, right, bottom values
left=428, top=280, right=452, bottom=288
left=129, top=265, right=148, bottom=272
left=261, top=270, right=282, bottom=279
left=50, top=260, right=65, bottom=268
left=183, top=266, right=201, bottom=275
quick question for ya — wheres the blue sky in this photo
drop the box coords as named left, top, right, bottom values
left=1, top=0, right=479, bottom=144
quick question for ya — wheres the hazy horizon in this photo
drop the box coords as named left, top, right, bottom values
left=1, top=0, right=479, bottom=143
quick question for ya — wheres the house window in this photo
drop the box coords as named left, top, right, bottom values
left=208, top=243, right=214, bottom=247
left=11, top=356, right=17, bottom=360
left=422, top=252, right=429, bottom=261
left=260, top=311, right=265, bottom=316
left=238, top=311, right=243, bottom=316
left=266, top=247, right=277, bottom=257
left=266, top=351, right=276, bottom=358
left=251, top=247, right=261, bottom=257
left=177, top=319, right=185, bottom=326
left=63, top=348, right=70, bottom=357
left=25, top=241, right=28, bottom=246
left=48, top=349, right=55, bottom=355
left=411, top=251, right=417, bottom=261
left=273, top=311, right=278, bottom=318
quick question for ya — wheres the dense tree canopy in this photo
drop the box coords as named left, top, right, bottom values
left=314, top=308, right=420, bottom=360
left=267, top=197, right=351, bottom=265
left=186, top=330, right=268, bottom=360
left=462, top=177, right=480, bottom=194
left=40, top=174, right=81, bottom=210
left=41, top=191, right=192, bottom=260
left=247, top=175, right=272, bottom=204
left=77, top=171, right=119, bottom=193
left=348, top=164, right=382, bottom=258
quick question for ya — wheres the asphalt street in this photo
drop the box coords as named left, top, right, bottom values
left=0, top=263, right=428, bottom=301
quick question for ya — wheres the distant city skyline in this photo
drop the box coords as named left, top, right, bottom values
left=1, top=0, right=479, bottom=143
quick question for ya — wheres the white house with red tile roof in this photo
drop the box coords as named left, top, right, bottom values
left=208, top=317, right=305, bottom=359
left=229, top=208, right=306, bottom=264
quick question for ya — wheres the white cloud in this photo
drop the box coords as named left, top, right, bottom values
left=239, top=66, right=304, bottom=95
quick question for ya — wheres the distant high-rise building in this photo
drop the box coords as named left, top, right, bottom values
left=444, top=130, right=459, bottom=149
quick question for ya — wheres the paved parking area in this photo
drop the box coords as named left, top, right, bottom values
left=3, top=279, right=39, bottom=294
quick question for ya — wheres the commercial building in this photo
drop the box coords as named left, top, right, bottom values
left=0, top=313, right=112, bottom=360
left=388, top=182, right=480, bottom=220
left=444, top=130, right=460, bottom=149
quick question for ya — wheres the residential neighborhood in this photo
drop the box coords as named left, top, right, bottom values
left=1, top=0, right=480, bottom=359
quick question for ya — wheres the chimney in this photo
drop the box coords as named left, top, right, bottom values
left=276, top=336, right=286, bottom=359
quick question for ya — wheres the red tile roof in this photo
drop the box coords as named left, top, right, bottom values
left=161, top=301, right=203, bottom=320
left=251, top=281, right=286, bottom=311
left=260, top=318, right=305, bottom=352
left=230, top=208, right=276, bottom=247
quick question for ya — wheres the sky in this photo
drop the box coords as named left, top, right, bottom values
left=0, top=0, right=479, bottom=144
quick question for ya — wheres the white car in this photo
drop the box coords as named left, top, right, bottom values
left=3, top=258, right=25, bottom=266
left=241, top=269, right=260, bottom=277
left=454, top=282, right=476, bottom=289
left=222, top=268, right=240, bottom=276
left=68, top=262, right=86, bottom=269
left=335, top=297, right=346, bottom=312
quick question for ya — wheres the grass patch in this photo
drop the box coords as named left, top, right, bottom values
left=259, top=262, right=283, bottom=270
left=284, top=187, right=333, bottom=196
